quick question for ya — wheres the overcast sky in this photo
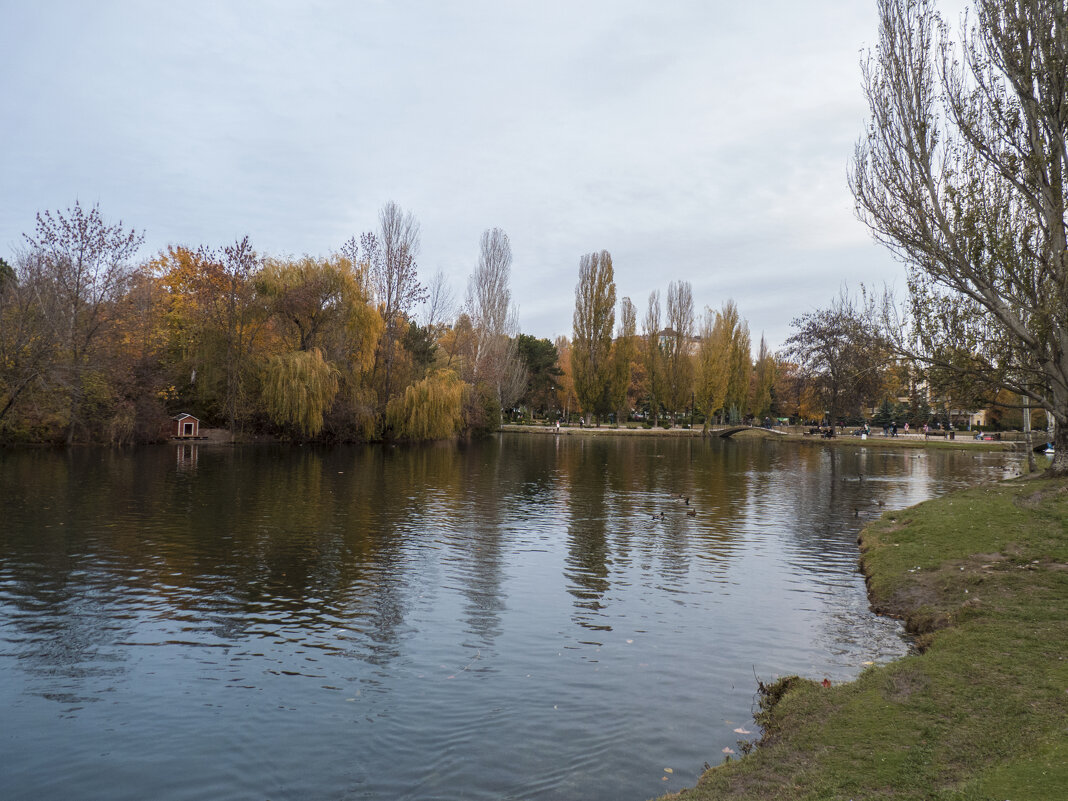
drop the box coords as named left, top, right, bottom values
left=1, top=1, right=951, bottom=350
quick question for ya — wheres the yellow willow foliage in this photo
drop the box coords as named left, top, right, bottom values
left=261, top=348, right=339, bottom=438
left=385, top=370, right=465, bottom=441
left=256, top=254, right=381, bottom=372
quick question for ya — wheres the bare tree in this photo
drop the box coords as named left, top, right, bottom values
left=784, top=291, right=885, bottom=435
left=22, top=201, right=144, bottom=443
left=851, top=0, right=1068, bottom=472
left=463, top=228, right=527, bottom=417
left=467, top=228, right=512, bottom=380
left=423, top=268, right=456, bottom=332
left=358, top=201, right=427, bottom=409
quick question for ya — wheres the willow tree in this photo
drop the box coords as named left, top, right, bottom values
left=255, top=253, right=382, bottom=439
left=852, top=0, right=1068, bottom=472
left=571, top=250, right=616, bottom=424
left=261, top=348, right=339, bottom=439
left=385, top=369, right=465, bottom=441
left=256, top=254, right=380, bottom=367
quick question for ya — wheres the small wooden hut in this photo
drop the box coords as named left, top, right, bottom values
left=172, top=413, right=200, bottom=439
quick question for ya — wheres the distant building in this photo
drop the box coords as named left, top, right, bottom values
left=172, top=413, right=200, bottom=439
left=655, top=328, right=701, bottom=355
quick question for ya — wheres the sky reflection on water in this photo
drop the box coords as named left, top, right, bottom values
left=0, top=436, right=1015, bottom=800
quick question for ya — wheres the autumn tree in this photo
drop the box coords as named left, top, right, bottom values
left=261, top=348, right=339, bottom=439
left=694, top=306, right=729, bottom=433
left=771, top=356, right=805, bottom=420
left=851, top=0, right=1068, bottom=472
left=642, top=291, right=664, bottom=426
left=554, top=335, right=579, bottom=420
left=385, top=370, right=465, bottom=441
left=21, top=201, right=144, bottom=443
left=571, top=250, right=616, bottom=424
left=151, top=238, right=265, bottom=437
left=663, top=280, right=695, bottom=424
left=256, top=254, right=379, bottom=362
left=0, top=254, right=57, bottom=431
left=725, top=325, right=751, bottom=423
left=750, top=334, right=776, bottom=419
left=255, top=254, right=382, bottom=439
left=610, top=297, right=639, bottom=423
left=784, top=292, right=885, bottom=434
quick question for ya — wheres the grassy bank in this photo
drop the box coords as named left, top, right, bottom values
left=658, top=477, right=1068, bottom=801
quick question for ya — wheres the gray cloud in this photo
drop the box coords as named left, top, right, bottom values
left=1, top=0, right=910, bottom=351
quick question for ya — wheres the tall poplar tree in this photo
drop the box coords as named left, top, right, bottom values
left=571, top=250, right=616, bottom=424
left=642, top=291, right=664, bottom=427
left=695, top=306, right=730, bottom=433
left=664, top=280, right=695, bottom=425
left=611, top=296, right=638, bottom=423
left=750, top=334, right=776, bottom=419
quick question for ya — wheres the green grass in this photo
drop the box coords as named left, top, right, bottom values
left=658, top=478, right=1068, bottom=801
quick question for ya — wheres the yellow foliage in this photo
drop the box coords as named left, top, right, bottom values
left=385, top=370, right=465, bottom=441
left=256, top=255, right=381, bottom=372
left=261, top=348, right=339, bottom=438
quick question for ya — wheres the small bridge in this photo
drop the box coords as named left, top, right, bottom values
left=717, top=425, right=788, bottom=439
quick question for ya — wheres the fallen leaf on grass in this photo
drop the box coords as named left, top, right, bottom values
left=663, top=768, right=673, bottom=774
left=821, top=678, right=831, bottom=688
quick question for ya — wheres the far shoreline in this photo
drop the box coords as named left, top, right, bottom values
left=498, top=423, right=1019, bottom=452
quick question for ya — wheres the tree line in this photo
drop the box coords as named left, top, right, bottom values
left=1, top=197, right=1033, bottom=446
left=558, top=250, right=1013, bottom=434
left=0, top=201, right=555, bottom=444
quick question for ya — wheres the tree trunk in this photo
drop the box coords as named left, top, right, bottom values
left=1023, top=395, right=1036, bottom=474
left=1047, top=419, right=1068, bottom=477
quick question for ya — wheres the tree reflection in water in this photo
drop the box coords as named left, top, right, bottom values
left=0, top=436, right=1016, bottom=801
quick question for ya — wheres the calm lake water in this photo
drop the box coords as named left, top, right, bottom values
left=0, top=434, right=1016, bottom=801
